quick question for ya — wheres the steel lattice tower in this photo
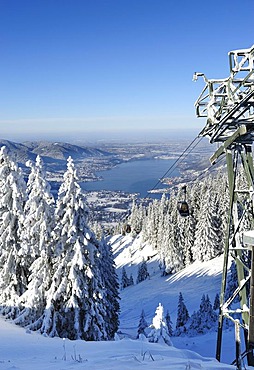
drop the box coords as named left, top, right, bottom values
left=194, top=45, right=254, bottom=369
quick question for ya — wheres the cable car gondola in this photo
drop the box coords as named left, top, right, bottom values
left=177, top=185, right=190, bottom=217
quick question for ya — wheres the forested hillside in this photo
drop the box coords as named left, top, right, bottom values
left=117, top=171, right=230, bottom=275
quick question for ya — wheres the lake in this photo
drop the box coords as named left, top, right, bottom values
left=82, top=159, right=179, bottom=198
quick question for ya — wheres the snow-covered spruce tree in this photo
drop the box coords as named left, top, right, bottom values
left=174, top=292, right=189, bottom=336
left=188, top=294, right=217, bottom=336
left=97, top=235, right=120, bottom=340
left=120, top=267, right=134, bottom=289
left=142, top=200, right=160, bottom=248
left=225, top=260, right=239, bottom=304
left=129, top=273, right=134, bottom=286
left=137, top=308, right=148, bottom=338
left=0, top=146, right=27, bottom=318
left=163, top=205, right=184, bottom=274
left=136, top=258, right=149, bottom=284
left=36, top=156, right=108, bottom=340
left=165, top=310, right=173, bottom=337
left=14, top=156, right=55, bottom=327
left=128, top=200, right=144, bottom=236
left=192, top=180, right=222, bottom=262
left=148, top=303, right=172, bottom=346
left=213, top=293, right=220, bottom=311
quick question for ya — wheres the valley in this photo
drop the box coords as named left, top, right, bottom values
left=0, top=137, right=216, bottom=227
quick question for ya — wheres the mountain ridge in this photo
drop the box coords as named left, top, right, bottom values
left=0, top=139, right=112, bottom=165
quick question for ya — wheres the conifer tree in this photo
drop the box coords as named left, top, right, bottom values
left=35, top=157, right=108, bottom=340
left=165, top=310, right=173, bottom=337
left=213, top=293, right=220, bottom=311
left=148, top=303, right=172, bottom=346
left=137, top=308, right=148, bottom=338
left=175, top=292, right=189, bottom=336
left=129, top=273, right=134, bottom=286
left=199, top=294, right=217, bottom=333
left=15, top=156, right=55, bottom=327
left=98, top=236, right=120, bottom=339
left=136, top=259, right=149, bottom=284
left=0, top=146, right=27, bottom=318
left=225, top=260, right=239, bottom=304
left=188, top=294, right=217, bottom=335
left=121, top=267, right=129, bottom=290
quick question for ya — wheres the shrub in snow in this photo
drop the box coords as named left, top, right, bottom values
left=147, top=303, right=172, bottom=346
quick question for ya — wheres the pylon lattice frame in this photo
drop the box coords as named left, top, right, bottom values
left=194, top=44, right=254, bottom=368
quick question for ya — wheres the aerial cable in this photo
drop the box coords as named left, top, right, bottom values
left=188, top=153, right=226, bottom=185
left=119, top=134, right=202, bottom=230
left=120, top=134, right=216, bottom=228
left=148, top=135, right=203, bottom=195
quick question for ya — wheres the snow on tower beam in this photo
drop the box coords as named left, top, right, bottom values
left=194, top=44, right=254, bottom=144
left=229, top=45, right=254, bottom=75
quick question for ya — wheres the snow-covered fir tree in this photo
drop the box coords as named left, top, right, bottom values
left=225, top=260, right=239, bottom=304
left=136, top=258, right=149, bottom=284
left=188, top=294, right=217, bottom=336
left=0, top=146, right=27, bottom=318
left=33, top=156, right=111, bottom=340
left=165, top=310, right=173, bottom=337
left=137, top=308, right=148, bottom=338
left=97, top=235, right=120, bottom=339
left=121, top=267, right=129, bottom=289
left=213, top=293, right=220, bottom=311
left=121, top=267, right=134, bottom=289
left=129, top=273, right=134, bottom=286
left=15, top=156, right=55, bottom=327
left=174, top=292, right=189, bottom=336
left=148, top=303, right=172, bottom=346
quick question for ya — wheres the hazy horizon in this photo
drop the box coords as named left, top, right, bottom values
left=0, top=127, right=202, bottom=145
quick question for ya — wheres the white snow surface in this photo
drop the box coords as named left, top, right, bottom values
left=0, top=233, right=242, bottom=369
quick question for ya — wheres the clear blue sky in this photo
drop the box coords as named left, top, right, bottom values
left=0, top=0, right=253, bottom=141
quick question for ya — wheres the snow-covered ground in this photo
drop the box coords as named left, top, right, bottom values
left=0, top=318, right=235, bottom=370
left=0, top=234, right=242, bottom=370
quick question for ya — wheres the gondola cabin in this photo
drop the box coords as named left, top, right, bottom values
left=122, top=223, right=132, bottom=235
left=177, top=185, right=190, bottom=217
left=177, top=200, right=190, bottom=217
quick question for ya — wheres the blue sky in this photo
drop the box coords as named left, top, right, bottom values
left=0, top=0, right=253, bottom=141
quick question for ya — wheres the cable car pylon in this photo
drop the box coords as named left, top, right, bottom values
left=194, top=44, right=254, bottom=369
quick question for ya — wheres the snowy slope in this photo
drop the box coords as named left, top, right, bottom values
left=0, top=318, right=235, bottom=370
left=110, top=234, right=237, bottom=366
left=0, top=233, right=239, bottom=370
